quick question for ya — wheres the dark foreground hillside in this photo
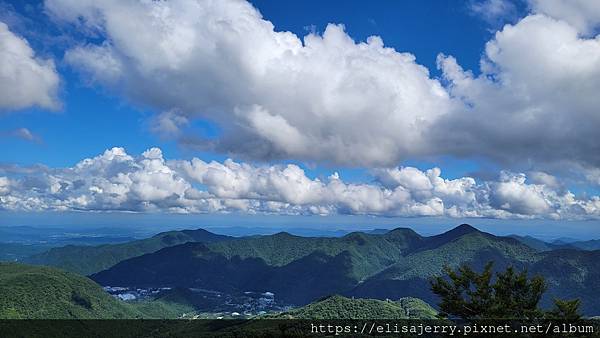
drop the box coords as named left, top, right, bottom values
left=273, top=295, right=437, bottom=319
left=0, top=263, right=141, bottom=319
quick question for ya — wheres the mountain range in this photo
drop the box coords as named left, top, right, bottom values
left=15, top=224, right=600, bottom=316
left=78, top=224, right=600, bottom=315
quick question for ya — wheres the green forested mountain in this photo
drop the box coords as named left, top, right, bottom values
left=90, top=227, right=426, bottom=296
left=91, top=242, right=358, bottom=304
left=368, top=230, right=537, bottom=281
left=0, top=263, right=200, bottom=320
left=0, top=263, right=141, bottom=319
left=351, top=231, right=600, bottom=315
left=530, top=249, right=600, bottom=314
left=127, top=289, right=197, bottom=319
left=88, top=225, right=526, bottom=304
left=205, top=228, right=423, bottom=280
left=273, top=295, right=437, bottom=319
left=24, top=229, right=232, bottom=275
left=349, top=229, right=538, bottom=305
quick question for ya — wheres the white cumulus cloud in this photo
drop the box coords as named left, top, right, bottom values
left=1, top=147, right=600, bottom=220
left=0, top=21, right=60, bottom=111
left=529, top=0, right=600, bottom=35
left=436, top=13, right=600, bottom=169
left=45, top=0, right=452, bottom=167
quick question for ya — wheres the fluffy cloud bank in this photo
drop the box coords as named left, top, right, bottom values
left=43, top=0, right=600, bottom=173
left=44, top=0, right=452, bottom=166
left=1, top=147, right=599, bottom=220
left=0, top=21, right=60, bottom=111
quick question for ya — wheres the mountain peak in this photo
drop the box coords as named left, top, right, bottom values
left=384, top=227, right=421, bottom=240
left=387, top=227, right=419, bottom=234
left=451, top=224, right=479, bottom=234
left=419, top=224, right=481, bottom=250
left=272, top=231, right=296, bottom=238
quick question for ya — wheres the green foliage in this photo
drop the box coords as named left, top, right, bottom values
left=431, top=262, right=581, bottom=320
left=128, top=299, right=195, bottom=319
left=0, top=263, right=142, bottom=319
left=129, top=287, right=208, bottom=318
left=0, top=263, right=202, bottom=319
left=71, top=290, right=92, bottom=309
left=546, top=299, right=582, bottom=321
left=274, top=295, right=437, bottom=319
left=493, top=265, right=546, bottom=319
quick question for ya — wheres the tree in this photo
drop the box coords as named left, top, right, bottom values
left=431, top=262, right=581, bottom=320
left=546, top=299, right=581, bottom=321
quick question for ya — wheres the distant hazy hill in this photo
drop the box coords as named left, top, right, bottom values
left=0, top=263, right=141, bottom=319
left=565, top=239, right=600, bottom=251
left=509, top=235, right=556, bottom=251
left=510, top=234, right=600, bottom=252
left=90, top=224, right=600, bottom=315
left=273, top=295, right=437, bottom=319
left=0, top=243, right=54, bottom=262
left=24, top=229, right=232, bottom=275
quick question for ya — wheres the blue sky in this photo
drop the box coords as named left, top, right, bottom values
left=1, top=0, right=600, bottom=235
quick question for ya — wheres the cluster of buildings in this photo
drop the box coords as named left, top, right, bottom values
left=103, top=286, right=294, bottom=318
left=103, top=286, right=172, bottom=301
